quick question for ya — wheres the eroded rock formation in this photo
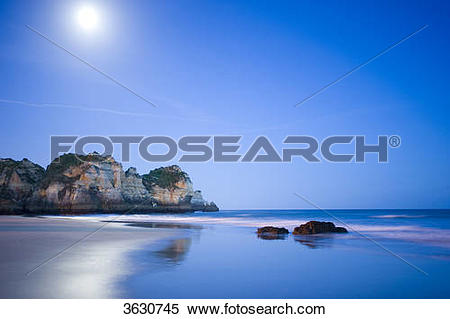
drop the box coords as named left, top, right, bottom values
left=0, top=153, right=218, bottom=214
left=292, top=221, right=347, bottom=235
left=256, top=226, right=289, bottom=240
left=257, top=226, right=289, bottom=235
left=0, top=158, right=45, bottom=212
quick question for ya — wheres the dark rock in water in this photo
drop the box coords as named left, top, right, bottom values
left=292, top=221, right=348, bottom=235
left=257, top=226, right=289, bottom=234
left=257, top=226, right=289, bottom=235
left=257, top=233, right=288, bottom=240
left=257, top=226, right=289, bottom=240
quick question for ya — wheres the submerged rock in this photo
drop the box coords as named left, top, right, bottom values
left=292, top=221, right=347, bottom=235
left=257, top=226, right=289, bottom=240
left=257, top=226, right=289, bottom=234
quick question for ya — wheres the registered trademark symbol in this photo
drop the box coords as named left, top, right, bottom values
left=389, top=135, right=401, bottom=148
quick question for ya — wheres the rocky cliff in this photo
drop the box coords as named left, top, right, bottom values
left=0, top=158, right=45, bottom=213
left=0, top=153, right=218, bottom=214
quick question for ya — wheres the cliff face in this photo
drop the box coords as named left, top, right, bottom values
left=0, top=159, right=45, bottom=212
left=0, top=153, right=218, bottom=214
left=28, top=154, right=125, bottom=213
left=121, top=167, right=151, bottom=203
left=143, top=166, right=192, bottom=205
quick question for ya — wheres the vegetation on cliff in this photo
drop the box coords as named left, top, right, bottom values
left=45, top=153, right=106, bottom=177
left=40, top=153, right=114, bottom=188
left=142, top=165, right=191, bottom=191
left=0, top=154, right=218, bottom=213
left=0, top=158, right=45, bottom=186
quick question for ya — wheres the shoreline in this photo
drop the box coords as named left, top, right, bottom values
left=1, top=209, right=450, bottom=298
left=0, top=215, right=180, bottom=298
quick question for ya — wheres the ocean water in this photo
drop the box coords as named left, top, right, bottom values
left=85, top=209, right=450, bottom=298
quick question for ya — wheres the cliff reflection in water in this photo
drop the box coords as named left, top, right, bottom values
left=119, top=220, right=198, bottom=268
left=155, top=238, right=192, bottom=264
left=117, top=221, right=201, bottom=230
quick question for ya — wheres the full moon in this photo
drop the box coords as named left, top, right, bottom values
left=76, top=5, right=99, bottom=31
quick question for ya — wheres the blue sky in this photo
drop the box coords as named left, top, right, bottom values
left=0, top=0, right=449, bottom=209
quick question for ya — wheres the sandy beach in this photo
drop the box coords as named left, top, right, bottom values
left=0, top=216, right=177, bottom=298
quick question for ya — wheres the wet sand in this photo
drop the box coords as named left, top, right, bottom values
left=0, top=216, right=176, bottom=298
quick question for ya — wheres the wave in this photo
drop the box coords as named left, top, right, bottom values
left=45, top=214, right=450, bottom=249
left=44, top=214, right=430, bottom=233
left=47, top=214, right=311, bottom=228
left=42, top=214, right=429, bottom=231
left=371, top=214, right=427, bottom=219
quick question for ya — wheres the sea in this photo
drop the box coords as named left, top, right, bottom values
left=96, top=209, right=450, bottom=298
